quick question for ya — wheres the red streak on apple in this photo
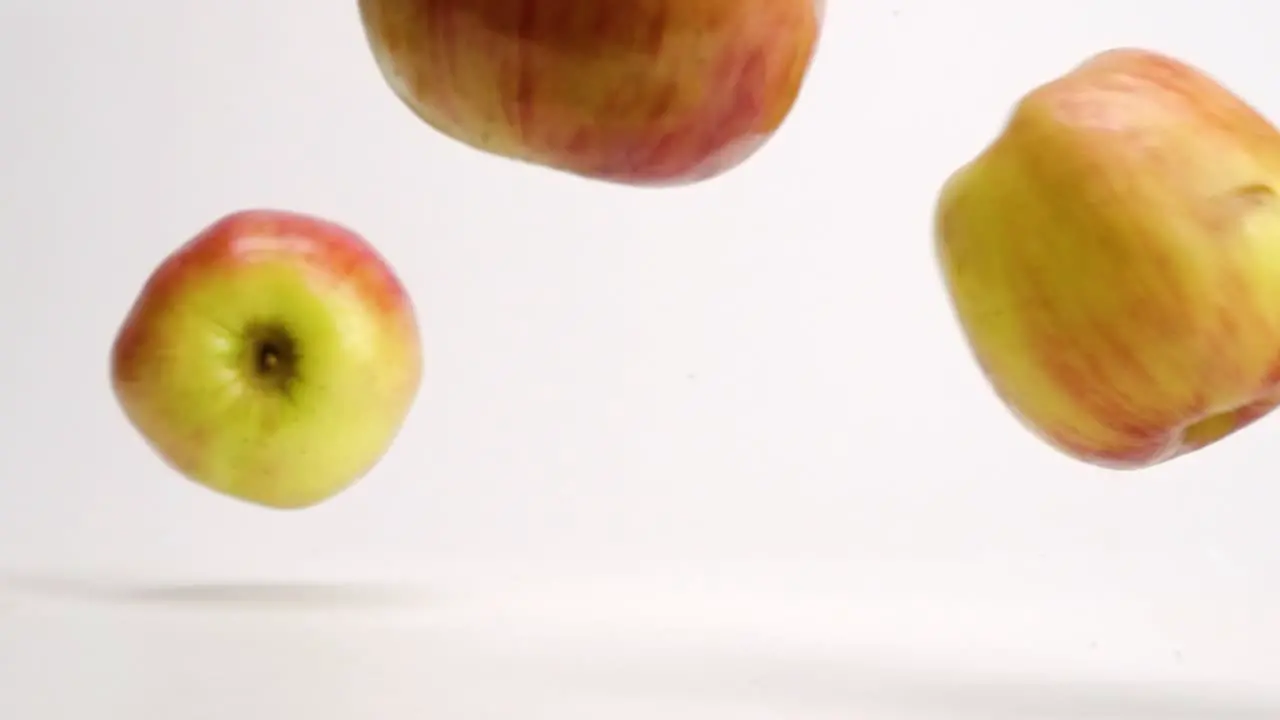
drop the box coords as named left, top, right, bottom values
left=359, top=0, right=822, bottom=184
left=114, top=211, right=412, bottom=377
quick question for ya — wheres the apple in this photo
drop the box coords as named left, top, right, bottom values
left=110, top=209, right=422, bottom=508
left=935, top=48, right=1280, bottom=469
left=357, top=0, right=824, bottom=185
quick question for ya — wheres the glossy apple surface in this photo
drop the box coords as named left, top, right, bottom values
left=111, top=209, right=422, bottom=508
left=935, top=48, right=1280, bottom=468
left=358, top=0, right=824, bottom=185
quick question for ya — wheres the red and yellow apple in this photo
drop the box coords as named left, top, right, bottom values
left=357, top=0, right=824, bottom=185
left=111, top=209, right=422, bottom=508
left=935, top=48, right=1280, bottom=469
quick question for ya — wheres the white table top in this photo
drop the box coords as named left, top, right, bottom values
left=3, top=566, right=1277, bottom=719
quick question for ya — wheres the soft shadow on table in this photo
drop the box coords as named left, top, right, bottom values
left=584, top=650, right=1280, bottom=719
left=0, top=571, right=438, bottom=610
left=4, top=572, right=1278, bottom=718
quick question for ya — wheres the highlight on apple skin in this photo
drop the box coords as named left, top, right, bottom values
left=357, top=0, right=824, bottom=186
left=110, top=209, right=423, bottom=509
left=934, top=48, right=1280, bottom=470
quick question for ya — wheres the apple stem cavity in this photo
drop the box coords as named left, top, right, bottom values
left=245, top=322, right=300, bottom=397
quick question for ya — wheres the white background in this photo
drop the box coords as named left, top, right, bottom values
left=2, top=0, right=1280, bottom=600
left=9, top=2, right=1280, bottom=716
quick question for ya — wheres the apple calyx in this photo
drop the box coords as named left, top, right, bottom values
left=243, top=321, right=300, bottom=396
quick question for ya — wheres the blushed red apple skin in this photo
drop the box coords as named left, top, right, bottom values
left=111, top=212, right=416, bottom=340
left=935, top=49, right=1280, bottom=469
left=358, top=0, right=824, bottom=185
left=111, top=209, right=422, bottom=508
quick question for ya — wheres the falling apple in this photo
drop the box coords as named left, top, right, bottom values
left=935, top=48, right=1280, bottom=469
left=357, top=0, right=824, bottom=185
left=111, top=209, right=422, bottom=509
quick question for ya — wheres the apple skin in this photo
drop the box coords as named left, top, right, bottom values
left=357, top=0, right=823, bottom=185
left=111, top=209, right=422, bottom=509
left=935, top=48, right=1280, bottom=469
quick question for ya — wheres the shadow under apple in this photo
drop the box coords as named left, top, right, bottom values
left=0, top=571, right=438, bottom=611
